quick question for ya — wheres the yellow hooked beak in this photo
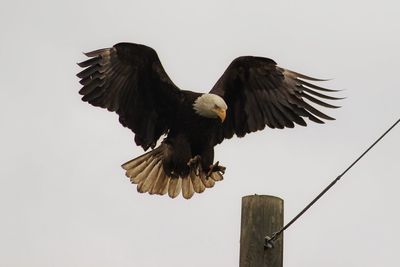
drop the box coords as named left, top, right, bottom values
left=214, top=107, right=226, bottom=123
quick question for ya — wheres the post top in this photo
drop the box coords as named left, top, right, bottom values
left=242, top=194, right=284, bottom=202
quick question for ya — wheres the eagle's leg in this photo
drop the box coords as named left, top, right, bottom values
left=187, top=155, right=202, bottom=175
left=207, top=161, right=226, bottom=178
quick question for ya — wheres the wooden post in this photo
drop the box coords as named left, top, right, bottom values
left=239, top=195, right=284, bottom=267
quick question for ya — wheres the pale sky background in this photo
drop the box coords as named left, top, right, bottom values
left=1, top=0, right=399, bottom=266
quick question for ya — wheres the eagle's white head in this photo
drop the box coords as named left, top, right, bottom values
left=193, top=93, right=228, bottom=122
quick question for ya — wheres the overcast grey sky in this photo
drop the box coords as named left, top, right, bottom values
left=1, top=0, right=399, bottom=266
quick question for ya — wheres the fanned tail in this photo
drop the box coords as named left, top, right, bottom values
left=121, top=144, right=224, bottom=199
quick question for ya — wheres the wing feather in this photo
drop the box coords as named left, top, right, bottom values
left=209, top=56, right=341, bottom=142
left=301, top=92, right=341, bottom=109
left=77, top=42, right=182, bottom=150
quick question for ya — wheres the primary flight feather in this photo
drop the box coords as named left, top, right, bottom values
left=77, top=42, right=341, bottom=199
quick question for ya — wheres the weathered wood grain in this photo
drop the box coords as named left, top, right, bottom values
left=240, top=195, right=284, bottom=267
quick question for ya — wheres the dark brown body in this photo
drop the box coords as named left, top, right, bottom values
left=162, top=90, right=220, bottom=177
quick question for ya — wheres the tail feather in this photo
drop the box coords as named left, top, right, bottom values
left=123, top=149, right=156, bottom=180
left=150, top=171, right=170, bottom=195
left=125, top=159, right=148, bottom=179
left=200, top=172, right=215, bottom=188
left=210, top=171, right=223, bottom=181
left=168, top=177, right=182, bottom=198
left=148, top=165, right=165, bottom=195
left=122, top=148, right=161, bottom=170
left=137, top=160, right=162, bottom=193
left=132, top=156, right=159, bottom=184
left=181, top=176, right=195, bottom=199
left=190, top=170, right=206, bottom=193
left=158, top=176, right=170, bottom=195
left=121, top=144, right=224, bottom=199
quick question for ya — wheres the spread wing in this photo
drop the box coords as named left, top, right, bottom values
left=77, top=42, right=182, bottom=150
left=209, top=56, right=342, bottom=142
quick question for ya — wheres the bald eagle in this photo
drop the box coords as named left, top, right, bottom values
left=77, top=42, right=340, bottom=199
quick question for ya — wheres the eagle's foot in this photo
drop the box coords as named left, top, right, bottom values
left=207, top=161, right=226, bottom=178
left=187, top=155, right=202, bottom=175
